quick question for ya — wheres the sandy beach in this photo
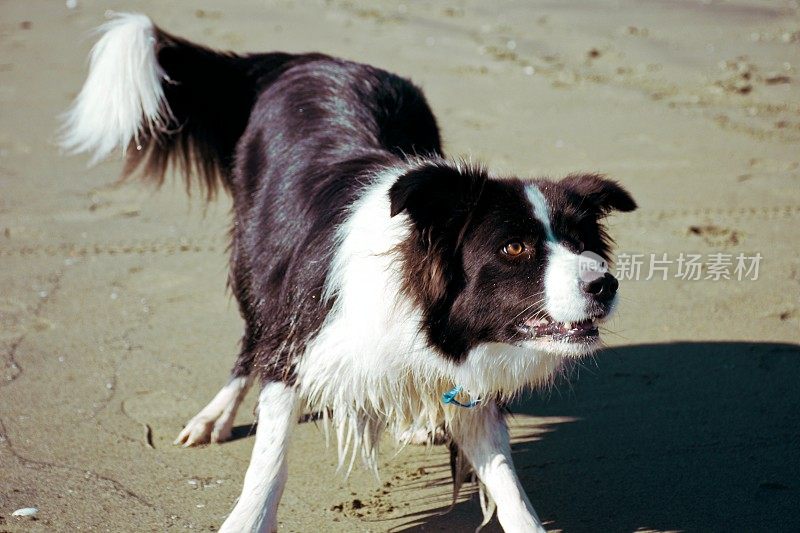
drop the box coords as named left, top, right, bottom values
left=1, top=0, right=799, bottom=531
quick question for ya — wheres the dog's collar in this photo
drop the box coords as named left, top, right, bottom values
left=441, top=385, right=481, bottom=408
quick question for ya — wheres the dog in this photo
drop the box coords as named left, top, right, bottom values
left=61, top=13, right=636, bottom=532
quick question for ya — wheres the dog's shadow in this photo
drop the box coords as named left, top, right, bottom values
left=228, top=412, right=325, bottom=442
left=393, top=341, right=800, bottom=533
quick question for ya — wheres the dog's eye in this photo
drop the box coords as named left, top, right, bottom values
left=502, top=242, right=526, bottom=257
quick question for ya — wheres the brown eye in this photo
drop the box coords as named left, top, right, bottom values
left=502, top=242, right=525, bottom=257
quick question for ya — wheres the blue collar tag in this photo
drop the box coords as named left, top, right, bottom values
left=441, top=385, right=480, bottom=408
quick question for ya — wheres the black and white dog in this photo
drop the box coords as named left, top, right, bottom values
left=62, top=14, right=636, bottom=532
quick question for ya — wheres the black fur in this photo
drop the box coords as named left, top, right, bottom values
left=540, top=173, right=636, bottom=261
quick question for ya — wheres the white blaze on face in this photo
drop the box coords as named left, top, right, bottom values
left=525, top=184, right=589, bottom=323
left=524, top=185, right=554, bottom=242
left=544, top=244, right=590, bottom=322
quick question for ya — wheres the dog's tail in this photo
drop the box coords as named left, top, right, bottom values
left=60, top=13, right=288, bottom=198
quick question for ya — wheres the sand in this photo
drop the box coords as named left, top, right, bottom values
left=1, top=0, right=798, bottom=531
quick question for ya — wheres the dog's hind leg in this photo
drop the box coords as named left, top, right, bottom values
left=220, top=381, right=297, bottom=533
left=174, top=336, right=256, bottom=447
left=174, top=216, right=263, bottom=447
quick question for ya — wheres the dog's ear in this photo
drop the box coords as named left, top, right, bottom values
left=389, top=162, right=487, bottom=233
left=560, top=173, right=637, bottom=215
left=390, top=163, right=486, bottom=305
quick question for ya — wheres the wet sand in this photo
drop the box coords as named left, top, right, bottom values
left=1, top=0, right=799, bottom=531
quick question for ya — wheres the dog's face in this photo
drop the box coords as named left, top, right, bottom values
left=390, top=163, right=636, bottom=361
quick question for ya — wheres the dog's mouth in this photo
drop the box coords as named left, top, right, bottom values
left=517, top=316, right=600, bottom=343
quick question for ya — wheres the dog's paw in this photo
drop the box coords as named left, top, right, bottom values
left=174, top=377, right=253, bottom=447
left=174, top=413, right=234, bottom=447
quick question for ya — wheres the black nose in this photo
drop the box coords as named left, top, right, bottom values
left=582, top=272, right=618, bottom=301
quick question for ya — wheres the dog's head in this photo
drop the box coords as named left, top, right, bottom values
left=390, top=161, right=636, bottom=361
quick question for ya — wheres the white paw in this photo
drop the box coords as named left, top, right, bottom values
left=173, top=415, right=233, bottom=448
left=174, top=376, right=252, bottom=447
left=174, top=413, right=235, bottom=447
left=174, top=418, right=211, bottom=447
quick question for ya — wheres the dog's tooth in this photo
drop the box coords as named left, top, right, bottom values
left=565, top=322, right=572, bottom=329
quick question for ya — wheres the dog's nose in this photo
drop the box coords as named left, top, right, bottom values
left=582, top=272, right=618, bottom=301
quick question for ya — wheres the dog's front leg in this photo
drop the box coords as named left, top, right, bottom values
left=451, top=403, right=546, bottom=533
left=220, top=381, right=297, bottom=533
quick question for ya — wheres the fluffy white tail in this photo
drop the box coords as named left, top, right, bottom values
left=61, top=13, right=283, bottom=197
left=60, top=13, right=169, bottom=165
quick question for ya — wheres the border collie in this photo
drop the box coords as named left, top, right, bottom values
left=61, top=14, right=636, bottom=532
